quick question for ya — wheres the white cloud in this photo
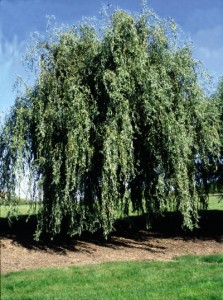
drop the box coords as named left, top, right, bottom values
left=196, top=46, right=223, bottom=60
left=0, top=31, right=26, bottom=114
left=179, top=4, right=223, bottom=84
left=194, top=25, right=223, bottom=49
left=193, top=45, right=223, bottom=90
left=187, top=8, right=223, bottom=83
left=186, top=6, right=223, bottom=32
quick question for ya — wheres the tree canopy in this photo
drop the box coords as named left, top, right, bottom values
left=0, top=8, right=221, bottom=239
left=212, top=77, right=223, bottom=192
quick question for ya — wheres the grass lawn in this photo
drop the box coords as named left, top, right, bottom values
left=0, top=204, right=38, bottom=218
left=208, top=194, right=223, bottom=210
left=1, top=194, right=222, bottom=219
left=1, top=254, right=223, bottom=300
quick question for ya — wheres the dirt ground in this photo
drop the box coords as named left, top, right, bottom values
left=1, top=231, right=222, bottom=274
left=1, top=211, right=223, bottom=274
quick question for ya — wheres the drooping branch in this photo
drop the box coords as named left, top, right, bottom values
left=0, top=8, right=220, bottom=239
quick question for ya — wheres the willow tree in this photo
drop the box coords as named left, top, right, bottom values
left=0, top=8, right=220, bottom=239
left=211, top=77, right=223, bottom=192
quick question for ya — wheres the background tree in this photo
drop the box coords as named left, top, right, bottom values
left=0, top=7, right=220, bottom=239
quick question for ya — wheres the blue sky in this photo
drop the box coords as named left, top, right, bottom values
left=0, top=0, right=223, bottom=115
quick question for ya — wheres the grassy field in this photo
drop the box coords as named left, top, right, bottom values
left=0, top=203, right=39, bottom=218
left=208, top=194, right=223, bottom=210
left=1, top=194, right=222, bottom=219
left=1, top=254, right=223, bottom=300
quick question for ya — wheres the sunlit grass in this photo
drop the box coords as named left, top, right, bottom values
left=0, top=194, right=222, bottom=219
left=0, top=203, right=39, bottom=218
left=1, top=255, right=223, bottom=300
left=208, top=194, right=223, bottom=210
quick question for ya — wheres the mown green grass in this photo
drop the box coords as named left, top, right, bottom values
left=1, top=194, right=222, bottom=219
left=1, top=255, right=223, bottom=300
left=0, top=204, right=38, bottom=218
left=208, top=194, right=223, bottom=210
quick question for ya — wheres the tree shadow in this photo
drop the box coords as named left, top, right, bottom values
left=0, top=210, right=222, bottom=254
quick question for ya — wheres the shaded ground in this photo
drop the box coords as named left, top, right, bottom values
left=1, top=211, right=223, bottom=274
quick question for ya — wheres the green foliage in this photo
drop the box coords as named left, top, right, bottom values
left=212, top=77, right=223, bottom=192
left=2, top=255, right=223, bottom=300
left=0, top=7, right=220, bottom=239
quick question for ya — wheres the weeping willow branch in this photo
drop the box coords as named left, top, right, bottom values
left=0, top=7, right=221, bottom=239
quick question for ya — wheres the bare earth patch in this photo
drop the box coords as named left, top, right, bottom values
left=1, top=231, right=222, bottom=274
